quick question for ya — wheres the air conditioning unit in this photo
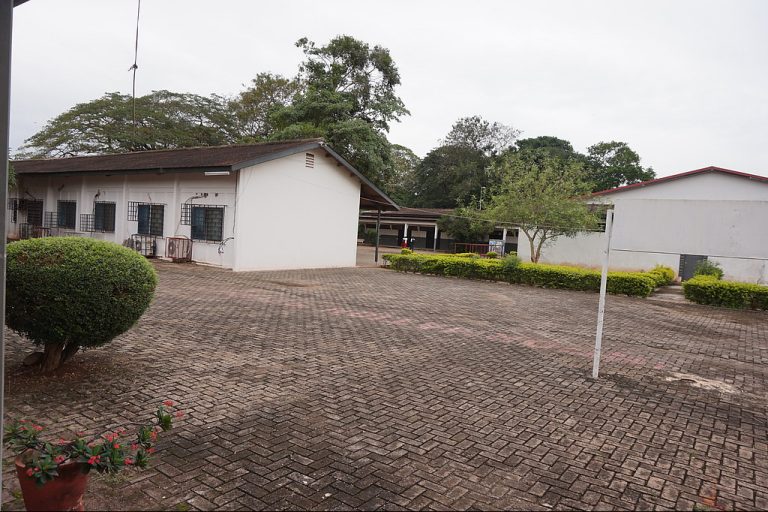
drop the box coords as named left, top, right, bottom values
left=166, top=236, right=193, bottom=263
left=130, top=234, right=157, bottom=258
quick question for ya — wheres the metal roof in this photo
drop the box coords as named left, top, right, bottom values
left=13, top=139, right=399, bottom=211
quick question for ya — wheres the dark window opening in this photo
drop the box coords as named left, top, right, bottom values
left=94, top=202, right=116, bottom=232
left=137, top=204, right=164, bottom=236
left=191, top=206, right=224, bottom=242
left=57, top=201, right=77, bottom=229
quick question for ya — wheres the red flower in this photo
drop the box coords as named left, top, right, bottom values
left=87, top=455, right=100, bottom=466
left=57, top=438, right=69, bottom=445
left=25, top=468, right=34, bottom=477
left=125, top=458, right=134, bottom=465
left=76, top=431, right=85, bottom=437
left=147, top=447, right=155, bottom=454
left=130, top=443, right=139, bottom=451
left=33, top=425, right=44, bottom=431
left=19, top=419, right=27, bottom=423
left=175, top=411, right=184, bottom=418
left=163, top=400, right=175, bottom=407
left=149, top=431, right=158, bottom=441
left=113, top=443, right=120, bottom=449
left=54, top=455, right=66, bottom=464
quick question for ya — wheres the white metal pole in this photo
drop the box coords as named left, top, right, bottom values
left=0, top=0, right=14, bottom=494
left=592, top=209, right=614, bottom=379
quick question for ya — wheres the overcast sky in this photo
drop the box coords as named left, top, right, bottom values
left=8, top=0, right=768, bottom=177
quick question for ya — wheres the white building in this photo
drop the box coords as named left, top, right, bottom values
left=10, top=139, right=397, bottom=271
left=517, top=166, right=768, bottom=283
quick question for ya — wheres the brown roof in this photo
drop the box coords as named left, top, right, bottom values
left=13, top=139, right=398, bottom=211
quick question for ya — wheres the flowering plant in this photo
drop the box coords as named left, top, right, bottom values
left=4, top=401, right=182, bottom=486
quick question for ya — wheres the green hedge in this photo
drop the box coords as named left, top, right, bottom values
left=683, top=275, right=768, bottom=310
left=382, top=253, right=671, bottom=298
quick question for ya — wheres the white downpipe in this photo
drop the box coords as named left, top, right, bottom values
left=592, top=209, right=614, bottom=379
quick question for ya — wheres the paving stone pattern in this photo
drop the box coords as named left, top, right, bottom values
left=2, top=261, right=767, bottom=510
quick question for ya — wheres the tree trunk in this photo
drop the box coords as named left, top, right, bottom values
left=528, top=236, right=539, bottom=263
left=61, top=343, right=80, bottom=363
left=41, top=342, right=65, bottom=373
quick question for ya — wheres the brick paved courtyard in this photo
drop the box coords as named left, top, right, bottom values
left=2, top=259, right=767, bottom=510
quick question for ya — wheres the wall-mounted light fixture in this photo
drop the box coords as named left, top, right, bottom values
left=204, top=171, right=230, bottom=176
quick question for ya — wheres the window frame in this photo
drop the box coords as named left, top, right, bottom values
left=190, top=205, right=224, bottom=242
left=57, top=200, right=77, bottom=230
left=93, top=201, right=116, bottom=233
left=137, top=204, right=164, bottom=237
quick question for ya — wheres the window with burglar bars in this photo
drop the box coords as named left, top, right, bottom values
left=57, top=200, right=77, bottom=229
left=94, top=202, right=116, bottom=232
left=137, top=204, right=164, bottom=236
left=8, top=198, right=18, bottom=223
left=190, top=205, right=224, bottom=242
left=21, top=199, right=43, bottom=226
left=80, top=214, right=95, bottom=232
left=44, top=211, right=58, bottom=228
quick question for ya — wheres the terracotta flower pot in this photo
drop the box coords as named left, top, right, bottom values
left=15, top=455, right=91, bottom=511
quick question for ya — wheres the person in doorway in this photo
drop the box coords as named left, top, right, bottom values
left=408, top=237, right=415, bottom=250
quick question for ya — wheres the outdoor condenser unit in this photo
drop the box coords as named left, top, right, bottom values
left=166, top=236, right=193, bottom=263
left=129, top=234, right=158, bottom=258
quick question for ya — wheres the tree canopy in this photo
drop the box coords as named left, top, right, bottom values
left=586, top=141, right=655, bottom=192
left=486, top=152, right=599, bottom=262
left=19, top=91, right=235, bottom=158
left=441, top=115, right=519, bottom=156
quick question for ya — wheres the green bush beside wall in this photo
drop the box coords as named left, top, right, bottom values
left=382, top=253, right=670, bottom=298
left=683, top=275, right=768, bottom=310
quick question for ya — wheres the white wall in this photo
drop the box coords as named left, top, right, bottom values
left=516, top=232, right=681, bottom=271
left=233, top=149, right=361, bottom=271
left=594, top=172, right=768, bottom=201
left=517, top=174, right=768, bottom=283
left=10, top=172, right=238, bottom=268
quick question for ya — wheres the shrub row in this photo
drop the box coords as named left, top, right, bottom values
left=382, top=253, right=674, bottom=298
left=683, top=275, right=768, bottom=310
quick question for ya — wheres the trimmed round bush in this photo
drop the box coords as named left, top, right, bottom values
left=7, top=237, right=157, bottom=371
left=485, top=251, right=499, bottom=259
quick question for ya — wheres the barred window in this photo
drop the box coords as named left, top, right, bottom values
left=22, top=199, right=43, bottom=227
left=94, top=202, right=116, bottom=232
left=137, top=204, right=164, bottom=236
left=57, top=200, right=77, bottom=229
left=191, top=206, right=224, bottom=242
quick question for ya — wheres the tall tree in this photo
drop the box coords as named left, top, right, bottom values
left=586, top=141, right=655, bottom=192
left=231, top=73, right=301, bottom=142
left=514, top=136, right=579, bottom=161
left=412, top=145, right=488, bottom=208
left=486, top=152, right=599, bottom=263
left=19, top=91, right=235, bottom=158
left=385, top=144, right=420, bottom=206
left=271, top=35, right=409, bottom=189
left=442, top=115, right=519, bottom=156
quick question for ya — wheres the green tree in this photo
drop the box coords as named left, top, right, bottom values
left=385, top=144, right=420, bottom=206
left=437, top=206, right=495, bottom=243
left=586, top=141, right=655, bottom=192
left=270, top=35, right=409, bottom=189
left=486, top=152, right=599, bottom=263
left=231, top=73, right=301, bottom=142
left=514, top=136, right=580, bottom=161
left=413, top=145, right=489, bottom=208
left=442, top=115, right=519, bottom=156
left=19, top=91, right=236, bottom=158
